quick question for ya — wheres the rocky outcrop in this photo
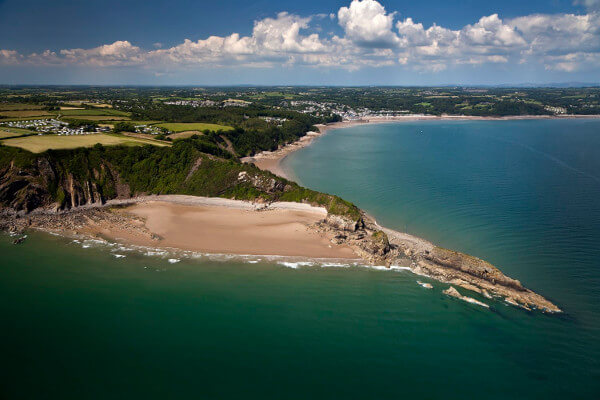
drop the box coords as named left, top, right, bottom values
left=325, top=214, right=363, bottom=231
left=443, top=286, right=489, bottom=308
left=317, top=212, right=561, bottom=313
left=237, top=171, right=289, bottom=193
left=423, top=247, right=524, bottom=291
left=0, top=164, right=51, bottom=213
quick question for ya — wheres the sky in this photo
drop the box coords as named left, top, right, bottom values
left=0, top=0, right=599, bottom=85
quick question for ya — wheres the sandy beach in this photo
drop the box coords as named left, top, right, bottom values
left=78, top=197, right=358, bottom=259
left=244, top=114, right=600, bottom=179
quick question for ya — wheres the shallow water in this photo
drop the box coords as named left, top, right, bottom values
left=1, top=119, right=599, bottom=398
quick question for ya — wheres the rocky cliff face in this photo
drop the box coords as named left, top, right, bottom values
left=0, top=160, right=53, bottom=213
left=0, top=155, right=127, bottom=213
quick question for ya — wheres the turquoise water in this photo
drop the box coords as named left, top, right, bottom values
left=1, top=119, right=600, bottom=398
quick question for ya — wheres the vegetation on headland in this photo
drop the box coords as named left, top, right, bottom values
left=0, top=137, right=361, bottom=220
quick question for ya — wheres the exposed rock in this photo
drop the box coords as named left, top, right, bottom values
left=325, top=214, right=360, bottom=231
left=443, top=286, right=489, bottom=308
left=237, top=171, right=288, bottom=193
left=185, top=157, right=203, bottom=181
left=417, top=281, right=433, bottom=289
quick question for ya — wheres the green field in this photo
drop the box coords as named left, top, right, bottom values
left=0, top=110, right=53, bottom=118
left=0, top=116, right=55, bottom=122
left=0, top=127, right=36, bottom=139
left=0, top=103, right=45, bottom=111
left=129, top=120, right=162, bottom=125
left=0, top=134, right=169, bottom=153
left=156, top=122, right=233, bottom=132
left=61, top=115, right=131, bottom=121
left=57, top=109, right=130, bottom=117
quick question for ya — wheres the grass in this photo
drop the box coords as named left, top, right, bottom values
left=1, top=133, right=169, bottom=153
left=157, top=122, right=233, bottom=133
left=168, top=130, right=203, bottom=139
left=0, top=116, right=54, bottom=122
left=0, top=103, right=45, bottom=111
left=122, top=132, right=171, bottom=144
left=129, top=120, right=162, bottom=125
left=0, top=110, right=53, bottom=118
left=85, top=103, right=112, bottom=108
left=0, top=129, right=35, bottom=139
left=61, top=115, right=131, bottom=121
left=57, top=109, right=130, bottom=117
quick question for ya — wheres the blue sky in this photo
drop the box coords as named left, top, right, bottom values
left=0, top=0, right=598, bottom=85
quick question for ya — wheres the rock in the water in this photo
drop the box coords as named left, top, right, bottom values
left=417, top=281, right=433, bottom=289
left=443, top=286, right=489, bottom=308
left=12, top=236, right=26, bottom=245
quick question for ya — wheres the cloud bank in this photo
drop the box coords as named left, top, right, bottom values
left=1, top=0, right=599, bottom=74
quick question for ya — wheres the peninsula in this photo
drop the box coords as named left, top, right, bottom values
left=0, top=85, right=578, bottom=313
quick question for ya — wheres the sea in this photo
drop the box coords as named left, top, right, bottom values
left=1, top=118, right=599, bottom=399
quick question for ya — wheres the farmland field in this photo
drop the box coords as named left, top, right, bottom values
left=0, top=127, right=36, bottom=138
left=0, top=133, right=169, bottom=153
left=0, top=110, right=53, bottom=117
left=0, top=116, right=55, bottom=122
left=57, top=109, right=130, bottom=117
left=157, top=122, right=233, bottom=132
left=85, top=103, right=112, bottom=108
left=0, top=129, right=35, bottom=139
left=122, top=132, right=172, bottom=143
left=0, top=103, right=45, bottom=111
left=61, top=115, right=131, bottom=121
left=129, top=120, right=162, bottom=125
left=168, top=130, right=202, bottom=139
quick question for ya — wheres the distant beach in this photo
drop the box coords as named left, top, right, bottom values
left=244, top=114, right=600, bottom=179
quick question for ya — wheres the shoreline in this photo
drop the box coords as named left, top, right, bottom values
left=7, top=195, right=359, bottom=260
left=243, top=113, right=600, bottom=179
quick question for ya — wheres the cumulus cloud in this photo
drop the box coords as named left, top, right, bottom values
left=1, top=0, right=599, bottom=73
left=338, top=0, right=399, bottom=47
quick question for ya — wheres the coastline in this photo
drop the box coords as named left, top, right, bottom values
left=3, top=192, right=562, bottom=312
left=243, top=113, right=600, bottom=179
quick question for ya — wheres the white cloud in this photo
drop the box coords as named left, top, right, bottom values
left=0, top=49, right=21, bottom=65
left=338, top=0, right=399, bottom=47
left=59, top=41, right=144, bottom=66
left=1, top=1, right=599, bottom=74
left=509, top=12, right=600, bottom=70
left=147, top=12, right=329, bottom=67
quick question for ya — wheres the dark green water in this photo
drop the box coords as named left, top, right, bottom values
left=2, top=119, right=600, bottom=399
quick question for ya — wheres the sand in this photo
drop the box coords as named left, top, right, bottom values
left=85, top=198, right=357, bottom=259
